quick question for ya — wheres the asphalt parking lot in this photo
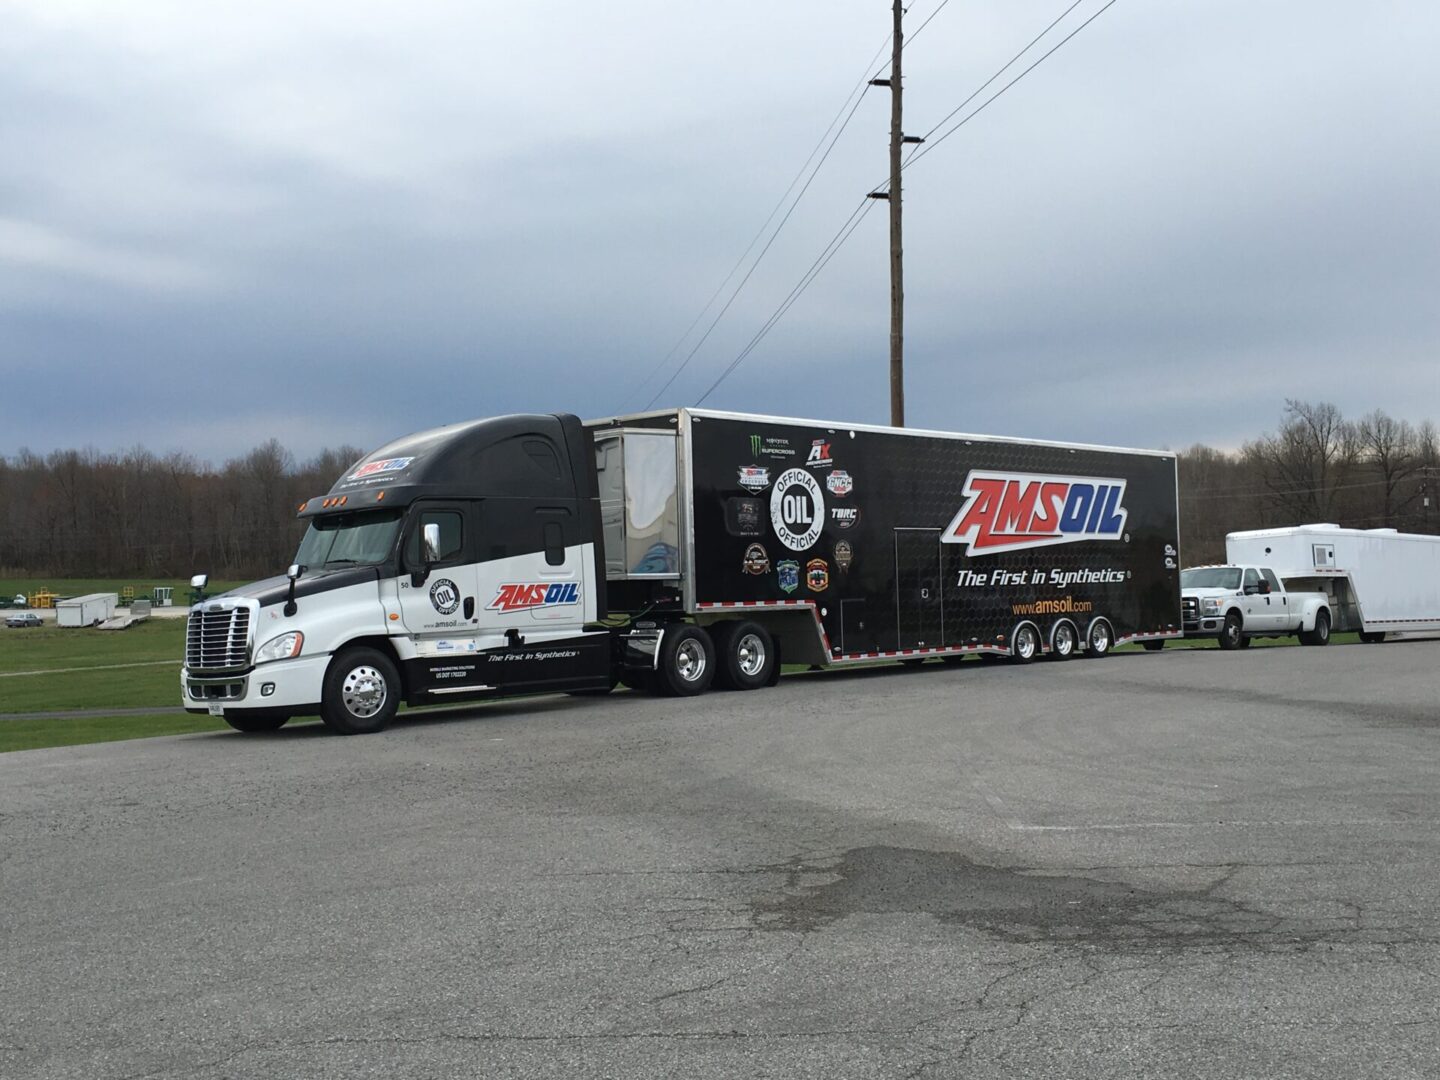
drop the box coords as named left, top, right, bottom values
left=3, top=641, right=1438, bottom=1079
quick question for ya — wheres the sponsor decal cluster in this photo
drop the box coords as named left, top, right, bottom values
left=770, top=468, right=825, bottom=551
left=942, top=470, right=1129, bottom=555
left=348, top=456, right=414, bottom=481
left=429, top=577, right=461, bottom=615
left=806, top=558, right=829, bottom=592
left=742, top=543, right=771, bottom=575
left=777, top=559, right=800, bottom=594
left=825, top=469, right=853, bottom=497
left=488, top=581, right=582, bottom=612
left=737, top=465, right=770, bottom=493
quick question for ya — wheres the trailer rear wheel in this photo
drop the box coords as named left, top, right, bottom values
left=1217, top=613, right=1244, bottom=651
left=1010, top=624, right=1040, bottom=664
left=1359, top=630, right=1387, bottom=644
left=1085, top=619, right=1114, bottom=658
left=1049, top=621, right=1078, bottom=661
left=713, top=621, right=774, bottom=691
left=654, top=625, right=715, bottom=697
left=1299, top=609, right=1331, bottom=646
left=320, top=647, right=400, bottom=735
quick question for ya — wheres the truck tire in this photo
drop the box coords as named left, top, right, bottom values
left=1010, top=623, right=1040, bottom=664
left=320, top=647, right=400, bottom=735
left=713, top=620, right=775, bottom=691
left=1359, top=630, right=1387, bottom=644
left=223, top=710, right=290, bottom=733
left=1217, top=612, right=1244, bottom=651
left=653, top=625, right=715, bottom=697
left=1084, top=618, right=1114, bottom=658
left=1049, top=620, right=1078, bottom=661
left=1300, top=609, right=1331, bottom=647
left=1141, top=639, right=1164, bottom=652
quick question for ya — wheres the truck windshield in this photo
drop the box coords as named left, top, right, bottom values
left=295, top=510, right=402, bottom=569
left=1181, top=567, right=1242, bottom=590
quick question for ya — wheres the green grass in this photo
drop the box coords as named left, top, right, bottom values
left=0, top=713, right=230, bottom=753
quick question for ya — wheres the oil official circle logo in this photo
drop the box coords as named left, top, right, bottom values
left=770, top=468, right=825, bottom=551
left=429, top=577, right=461, bottom=615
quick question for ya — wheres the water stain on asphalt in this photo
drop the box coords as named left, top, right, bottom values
left=751, top=846, right=1366, bottom=950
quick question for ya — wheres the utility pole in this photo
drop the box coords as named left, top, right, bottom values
left=868, top=1, right=922, bottom=427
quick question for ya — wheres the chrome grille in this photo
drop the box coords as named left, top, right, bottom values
left=186, top=606, right=252, bottom=671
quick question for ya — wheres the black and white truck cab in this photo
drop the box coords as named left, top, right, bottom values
left=183, top=409, right=1182, bottom=735
left=1179, top=564, right=1332, bottom=649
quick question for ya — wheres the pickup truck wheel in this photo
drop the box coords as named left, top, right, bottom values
left=713, top=620, right=774, bottom=691
left=320, top=648, right=400, bottom=735
left=1049, top=621, right=1078, bottom=661
left=1300, top=609, right=1331, bottom=646
left=1010, top=624, right=1040, bottom=664
left=1084, top=619, right=1114, bottom=658
left=1359, top=630, right=1387, bottom=644
left=1238, top=635, right=1252, bottom=649
left=654, top=625, right=715, bottom=697
left=1217, top=612, right=1244, bottom=650
left=224, top=710, right=290, bottom=733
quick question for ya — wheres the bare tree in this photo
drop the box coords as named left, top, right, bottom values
left=1243, top=400, right=1359, bottom=522
left=1355, top=410, right=1420, bottom=526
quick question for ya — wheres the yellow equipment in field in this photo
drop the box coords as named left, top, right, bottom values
left=28, top=589, right=58, bottom=609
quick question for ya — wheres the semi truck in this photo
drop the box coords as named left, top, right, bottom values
left=181, top=409, right=1182, bottom=735
left=1226, top=524, right=1440, bottom=642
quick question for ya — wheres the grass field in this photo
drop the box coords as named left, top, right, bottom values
left=1, top=577, right=244, bottom=605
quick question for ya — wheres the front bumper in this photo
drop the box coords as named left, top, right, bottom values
left=182, top=654, right=329, bottom=715
left=1182, top=616, right=1224, bottom=636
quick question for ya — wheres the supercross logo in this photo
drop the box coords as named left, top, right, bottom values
left=942, top=471, right=1129, bottom=555
left=487, top=582, right=581, bottom=612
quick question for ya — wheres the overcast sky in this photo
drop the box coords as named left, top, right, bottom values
left=3, top=0, right=1438, bottom=465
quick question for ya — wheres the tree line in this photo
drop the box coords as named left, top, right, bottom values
left=1, top=401, right=1437, bottom=580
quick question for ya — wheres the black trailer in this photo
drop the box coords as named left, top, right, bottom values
left=592, top=409, right=1180, bottom=676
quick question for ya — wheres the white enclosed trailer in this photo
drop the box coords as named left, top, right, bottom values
left=55, top=593, right=118, bottom=628
left=1226, top=525, right=1440, bottom=640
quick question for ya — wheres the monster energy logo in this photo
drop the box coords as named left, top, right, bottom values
left=750, top=434, right=762, bottom=456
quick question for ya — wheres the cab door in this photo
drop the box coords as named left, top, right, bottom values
left=396, top=503, right=479, bottom=636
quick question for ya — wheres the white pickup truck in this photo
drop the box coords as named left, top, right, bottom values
left=1180, top=565, right=1332, bottom=649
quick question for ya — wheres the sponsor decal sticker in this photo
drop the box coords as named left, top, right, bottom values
left=749, top=434, right=795, bottom=458
left=942, top=470, right=1130, bottom=556
left=429, top=577, right=461, bottom=615
left=834, top=540, right=853, bottom=573
left=488, top=581, right=582, bottom=612
left=830, top=505, right=860, bottom=530
left=826, top=469, right=853, bottom=497
left=742, top=543, right=771, bottom=575
left=806, top=558, right=830, bottom=592
left=770, top=468, right=825, bottom=551
left=777, top=559, right=800, bottom=594
left=805, top=439, right=833, bottom=469
left=727, top=497, right=763, bottom=536
left=348, top=456, right=414, bottom=481
left=737, top=465, right=771, bottom=493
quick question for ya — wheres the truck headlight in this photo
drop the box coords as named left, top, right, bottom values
left=255, top=631, right=304, bottom=663
left=1201, top=598, right=1222, bottom=614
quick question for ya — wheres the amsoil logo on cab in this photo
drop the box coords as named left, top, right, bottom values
left=943, top=470, right=1128, bottom=555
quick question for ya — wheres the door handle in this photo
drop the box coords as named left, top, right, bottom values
left=463, top=597, right=475, bottom=619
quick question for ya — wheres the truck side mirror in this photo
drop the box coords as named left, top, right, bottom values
left=1258, top=580, right=1271, bottom=595
left=422, top=523, right=442, bottom=565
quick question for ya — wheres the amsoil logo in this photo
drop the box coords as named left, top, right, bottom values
left=488, top=582, right=581, bottom=612
left=348, top=455, right=414, bottom=480
left=942, top=471, right=1129, bottom=555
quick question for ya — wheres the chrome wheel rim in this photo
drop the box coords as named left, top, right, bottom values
left=1091, top=624, right=1111, bottom=654
left=342, top=665, right=387, bottom=718
left=736, top=633, right=766, bottom=677
left=676, top=640, right=707, bottom=683
left=1055, top=624, right=1075, bottom=657
left=1017, top=628, right=1037, bottom=660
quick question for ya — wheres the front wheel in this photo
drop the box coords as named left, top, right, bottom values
left=1217, top=612, right=1244, bottom=651
left=653, top=625, right=715, bottom=697
left=321, top=647, right=401, bottom=735
left=1300, top=609, right=1331, bottom=646
left=224, top=710, right=290, bottom=733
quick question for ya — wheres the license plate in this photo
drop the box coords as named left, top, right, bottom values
left=207, top=702, right=225, bottom=716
